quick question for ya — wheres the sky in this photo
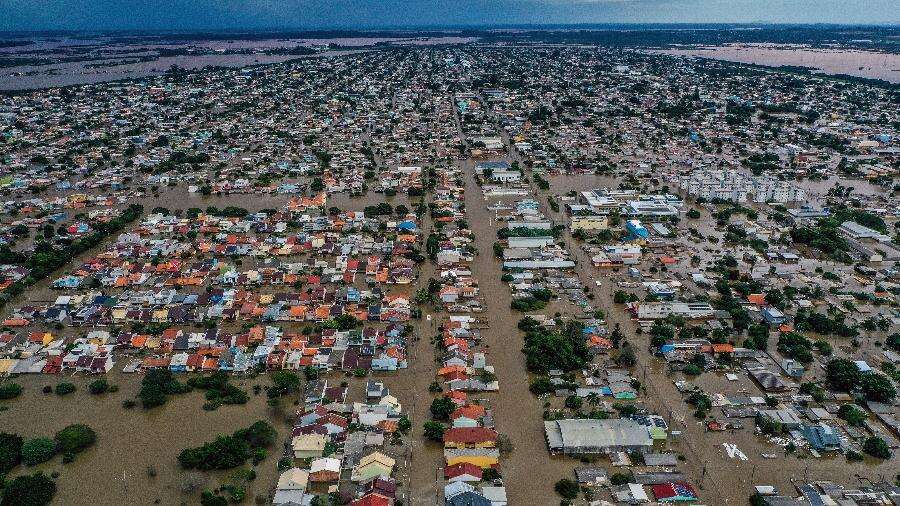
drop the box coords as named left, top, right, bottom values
left=1, top=0, right=898, bottom=31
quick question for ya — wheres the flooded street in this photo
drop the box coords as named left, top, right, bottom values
left=459, top=162, right=577, bottom=504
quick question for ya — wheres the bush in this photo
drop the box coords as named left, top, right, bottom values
left=554, top=478, right=579, bottom=499
left=610, top=472, right=630, bottom=485
left=825, top=358, right=860, bottom=392
left=88, top=379, right=109, bottom=395
left=564, top=396, right=582, bottom=410
left=189, top=373, right=249, bottom=407
left=863, top=436, right=891, bottom=459
left=846, top=450, right=864, bottom=462
left=54, top=383, right=76, bottom=396
left=423, top=421, right=446, bottom=442
left=0, top=382, right=23, bottom=399
left=139, top=369, right=191, bottom=408
left=200, top=490, right=228, bottom=506
left=860, top=372, right=896, bottom=403
left=54, top=424, right=96, bottom=457
left=179, top=435, right=251, bottom=471
left=529, top=377, right=554, bottom=396
left=1, top=472, right=56, bottom=506
left=179, top=421, right=275, bottom=471
left=0, top=433, right=22, bottom=474
left=837, top=404, right=867, bottom=427
left=21, top=438, right=57, bottom=466
left=430, top=397, right=455, bottom=420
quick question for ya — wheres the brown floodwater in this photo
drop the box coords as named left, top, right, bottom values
left=0, top=371, right=285, bottom=505
left=652, top=44, right=900, bottom=84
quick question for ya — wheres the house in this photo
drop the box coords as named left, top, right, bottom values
left=757, top=409, right=803, bottom=430
left=444, top=462, right=483, bottom=482
left=292, top=433, right=328, bottom=459
left=613, top=483, right=650, bottom=504
left=308, top=457, right=341, bottom=482
left=448, top=491, right=492, bottom=506
left=802, top=423, right=842, bottom=452
left=451, top=404, right=486, bottom=428
left=480, top=486, right=507, bottom=506
left=443, top=427, right=498, bottom=449
left=651, top=482, right=699, bottom=502
left=445, top=482, right=491, bottom=506
left=273, top=468, right=309, bottom=506
left=351, top=493, right=393, bottom=506
left=444, top=448, right=500, bottom=468
left=762, top=307, right=785, bottom=325
left=351, top=451, right=395, bottom=482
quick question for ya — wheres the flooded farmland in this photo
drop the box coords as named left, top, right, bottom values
left=652, top=44, right=900, bottom=83
left=0, top=371, right=285, bottom=505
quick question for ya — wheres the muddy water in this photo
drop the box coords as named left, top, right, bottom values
left=0, top=371, right=285, bottom=505
left=0, top=186, right=430, bottom=505
left=548, top=186, right=898, bottom=503
left=0, top=50, right=372, bottom=91
left=652, top=45, right=900, bottom=84
left=459, top=159, right=576, bottom=504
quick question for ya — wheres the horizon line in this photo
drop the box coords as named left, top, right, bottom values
left=3, top=22, right=900, bottom=37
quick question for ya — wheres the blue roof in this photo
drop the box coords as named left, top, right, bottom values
left=802, top=423, right=840, bottom=450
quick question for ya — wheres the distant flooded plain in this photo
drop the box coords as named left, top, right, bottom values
left=652, top=44, right=900, bottom=83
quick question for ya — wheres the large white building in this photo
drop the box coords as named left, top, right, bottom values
left=676, top=169, right=806, bottom=203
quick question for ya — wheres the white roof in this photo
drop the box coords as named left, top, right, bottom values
left=310, top=457, right=341, bottom=473
left=629, top=483, right=649, bottom=501
left=277, top=468, right=309, bottom=491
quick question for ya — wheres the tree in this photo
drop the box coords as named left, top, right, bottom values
left=269, top=371, right=301, bottom=397
left=529, top=377, right=554, bottom=396
left=236, top=420, right=277, bottom=449
left=430, top=397, right=455, bottom=420
left=564, top=395, right=583, bottom=410
left=0, top=432, right=23, bottom=473
left=1, top=472, right=56, bottom=506
left=200, top=491, right=228, bottom=506
left=21, top=438, right=56, bottom=466
left=747, top=324, right=769, bottom=350
left=554, top=478, right=579, bottom=499
left=179, top=421, right=274, bottom=471
left=88, top=378, right=110, bottom=395
left=139, top=369, right=190, bottom=408
left=825, top=358, right=860, bottom=392
left=610, top=472, right=631, bottom=485
left=837, top=404, right=867, bottom=427
left=54, top=424, right=96, bottom=457
left=616, top=342, right=636, bottom=367
left=860, top=372, right=896, bottom=403
left=423, top=421, right=446, bottom=442
left=799, top=382, right=825, bottom=403
left=179, top=435, right=250, bottom=471
left=0, top=382, right=22, bottom=399
left=863, top=436, right=891, bottom=459
left=54, top=382, right=76, bottom=396
left=886, top=333, right=900, bottom=353
left=397, top=416, right=412, bottom=434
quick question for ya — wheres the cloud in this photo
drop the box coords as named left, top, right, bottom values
left=0, top=0, right=896, bottom=31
